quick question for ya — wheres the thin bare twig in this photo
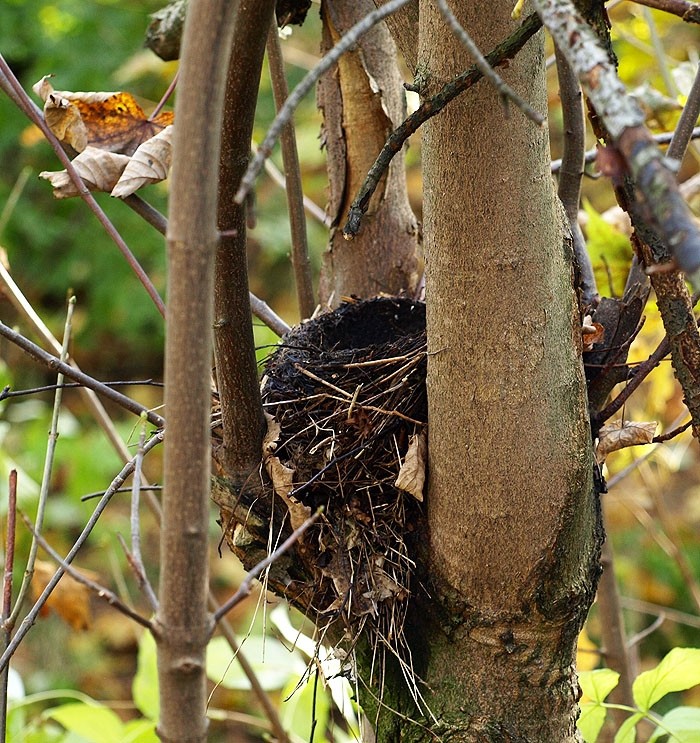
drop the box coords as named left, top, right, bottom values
left=627, top=613, right=666, bottom=649
left=343, top=13, right=543, bottom=237
left=0, top=55, right=166, bottom=318
left=550, top=127, right=700, bottom=173
left=0, top=470, right=17, bottom=741
left=122, top=195, right=169, bottom=234
left=0, top=262, right=163, bottom=519
left=667, top=60, right=700, bottom=164
left=234, top=0, right=415, bottom=204
left=128, top=419, right=159, bottom=612
left=213, top=509, right=322, bottom=622
left=20, top=515, right=153, bottom=629
left=554, top=44, right=597, bottom=305
left=8, top=297, right=76, bottom=628
left=0, top=320, right=165, bottom=428
left=433, top=0, right=544, bottom=126
left=632, top=0, right=700, bottom=23
left=0, top=431, right=163, bottom=672
left=267, top=24, right=315, bottom=320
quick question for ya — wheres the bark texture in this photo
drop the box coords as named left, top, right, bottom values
left=374, top=2, right=602, bottom=739
left=157, top=0, right=235, bottom=739
left=318, top=0, right=420, bottom=304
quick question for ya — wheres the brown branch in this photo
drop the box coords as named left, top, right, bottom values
left=653, top=419, right=692, bottom=442
left=0, top=470, right=17, bottom=741
left=0, top=321, right=165, bottom=428
left=554, top=44, right=597, bottom=305
left=266, top=24, right=315, bottom=320
left=532, top=0, right=700, bottom=285
left=632, top=0, right=700, bottom=23
left=213, top=2, right=274, bottom=479
left=667, top=59, right=700, bottom=163
left=157, top=0, right=239, bottom=736
left=343, top=12, right=543, bottom=237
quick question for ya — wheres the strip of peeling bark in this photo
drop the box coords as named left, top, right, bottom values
left=317, top=0, right=420, bottom=305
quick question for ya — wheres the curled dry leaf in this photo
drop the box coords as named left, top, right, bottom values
left=39, top=147, right=131, bottom=199
left=111, top=125, right=173, bottom=198
left=31, top=559, right=95, bottom=630
left=395, top=431, right=427, bottom=501
left=33, top=76, right=173, bottom=156
left=263, top=413, right=312, bottom=531
left=582, top=314, right=605, bottom=352
left=596, top=420, right=657, bottom=464
left=34, top=76, right=174, bottom=199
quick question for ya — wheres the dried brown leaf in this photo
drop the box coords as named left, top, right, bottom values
left=395, top=431, right=427, bottom=501
left=596, top=420, right=657, bottom=463
left=39, top=147, right=131, bottom=199
left=31, top=559, right=95, bottom=630
left=111, top=125, right=173, bottom=198
left=263, top=413, right=311, bottom=531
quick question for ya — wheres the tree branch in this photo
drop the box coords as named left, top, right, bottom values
left=554, top=44, right=597, bottom=305
left=234, top=0, right=415, bottom=205
left=0, top=321, right=164, bottom=428
left=343, top=12, right=543, bottom=237
left=267, top=24, right=315, bottom=319
left=532, top=0, right=700, bottom=286
left=156, top=0, right=239, bottom=737
left=213, top=2, right=275, bottom=479
left=632, top=0, right=700, bottom=23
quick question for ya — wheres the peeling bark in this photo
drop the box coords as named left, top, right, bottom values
left=318, top=0, right=420, bottom=304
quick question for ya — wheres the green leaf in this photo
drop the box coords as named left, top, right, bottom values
left=281, top=671, right=330, bottom=742
left=578, top=702, right=608, bottom=743
left=132, top=630, right=159, bottom=721
left=46, top=703, right=125, bottom=743
left=206, top=635, right=305, bottom=691
left=614, top=712, right=644, bottom=743
left=581, top=199, right=633, bottom=296
left=633, top=648, right=700, bottom=712
left=648, top=706, right=700, bottom=743
left=122, top=719, right=159, bottom=743
left=580, top=669, right=621, bottom=704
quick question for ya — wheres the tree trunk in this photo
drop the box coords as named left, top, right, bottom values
left=358, top=3, right=603, bottom=739
left=318, top=0, right=420, bottom=304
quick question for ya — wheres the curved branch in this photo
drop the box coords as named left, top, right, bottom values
left=343, top=12, right=543, bottom=237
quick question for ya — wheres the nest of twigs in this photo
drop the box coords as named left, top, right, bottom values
left=236, top=296, right=427, bottom=658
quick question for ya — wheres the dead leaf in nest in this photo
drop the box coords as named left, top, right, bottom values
left=31, top=559, right=95, bottom=630
left=395, top=431, right=427, bottom=501
left=582, top=314, right=605, bottom=352
left=34, top=76, right=173, bottom=156
left=596, top=420, right=657, bottom=464
left=39, top=146, right=131, bottom=198
left=263, top=413, right=311, bottom=531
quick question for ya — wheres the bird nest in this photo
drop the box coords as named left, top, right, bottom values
left=217, top=296, right=427, bottom=660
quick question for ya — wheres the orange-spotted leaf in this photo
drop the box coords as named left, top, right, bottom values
left=34, top=76, right=174, bottom=156
left=31, top=559, right=95, bottom=631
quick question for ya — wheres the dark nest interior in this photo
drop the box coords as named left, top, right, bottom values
left=215, top=296, right=428, bottom=677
